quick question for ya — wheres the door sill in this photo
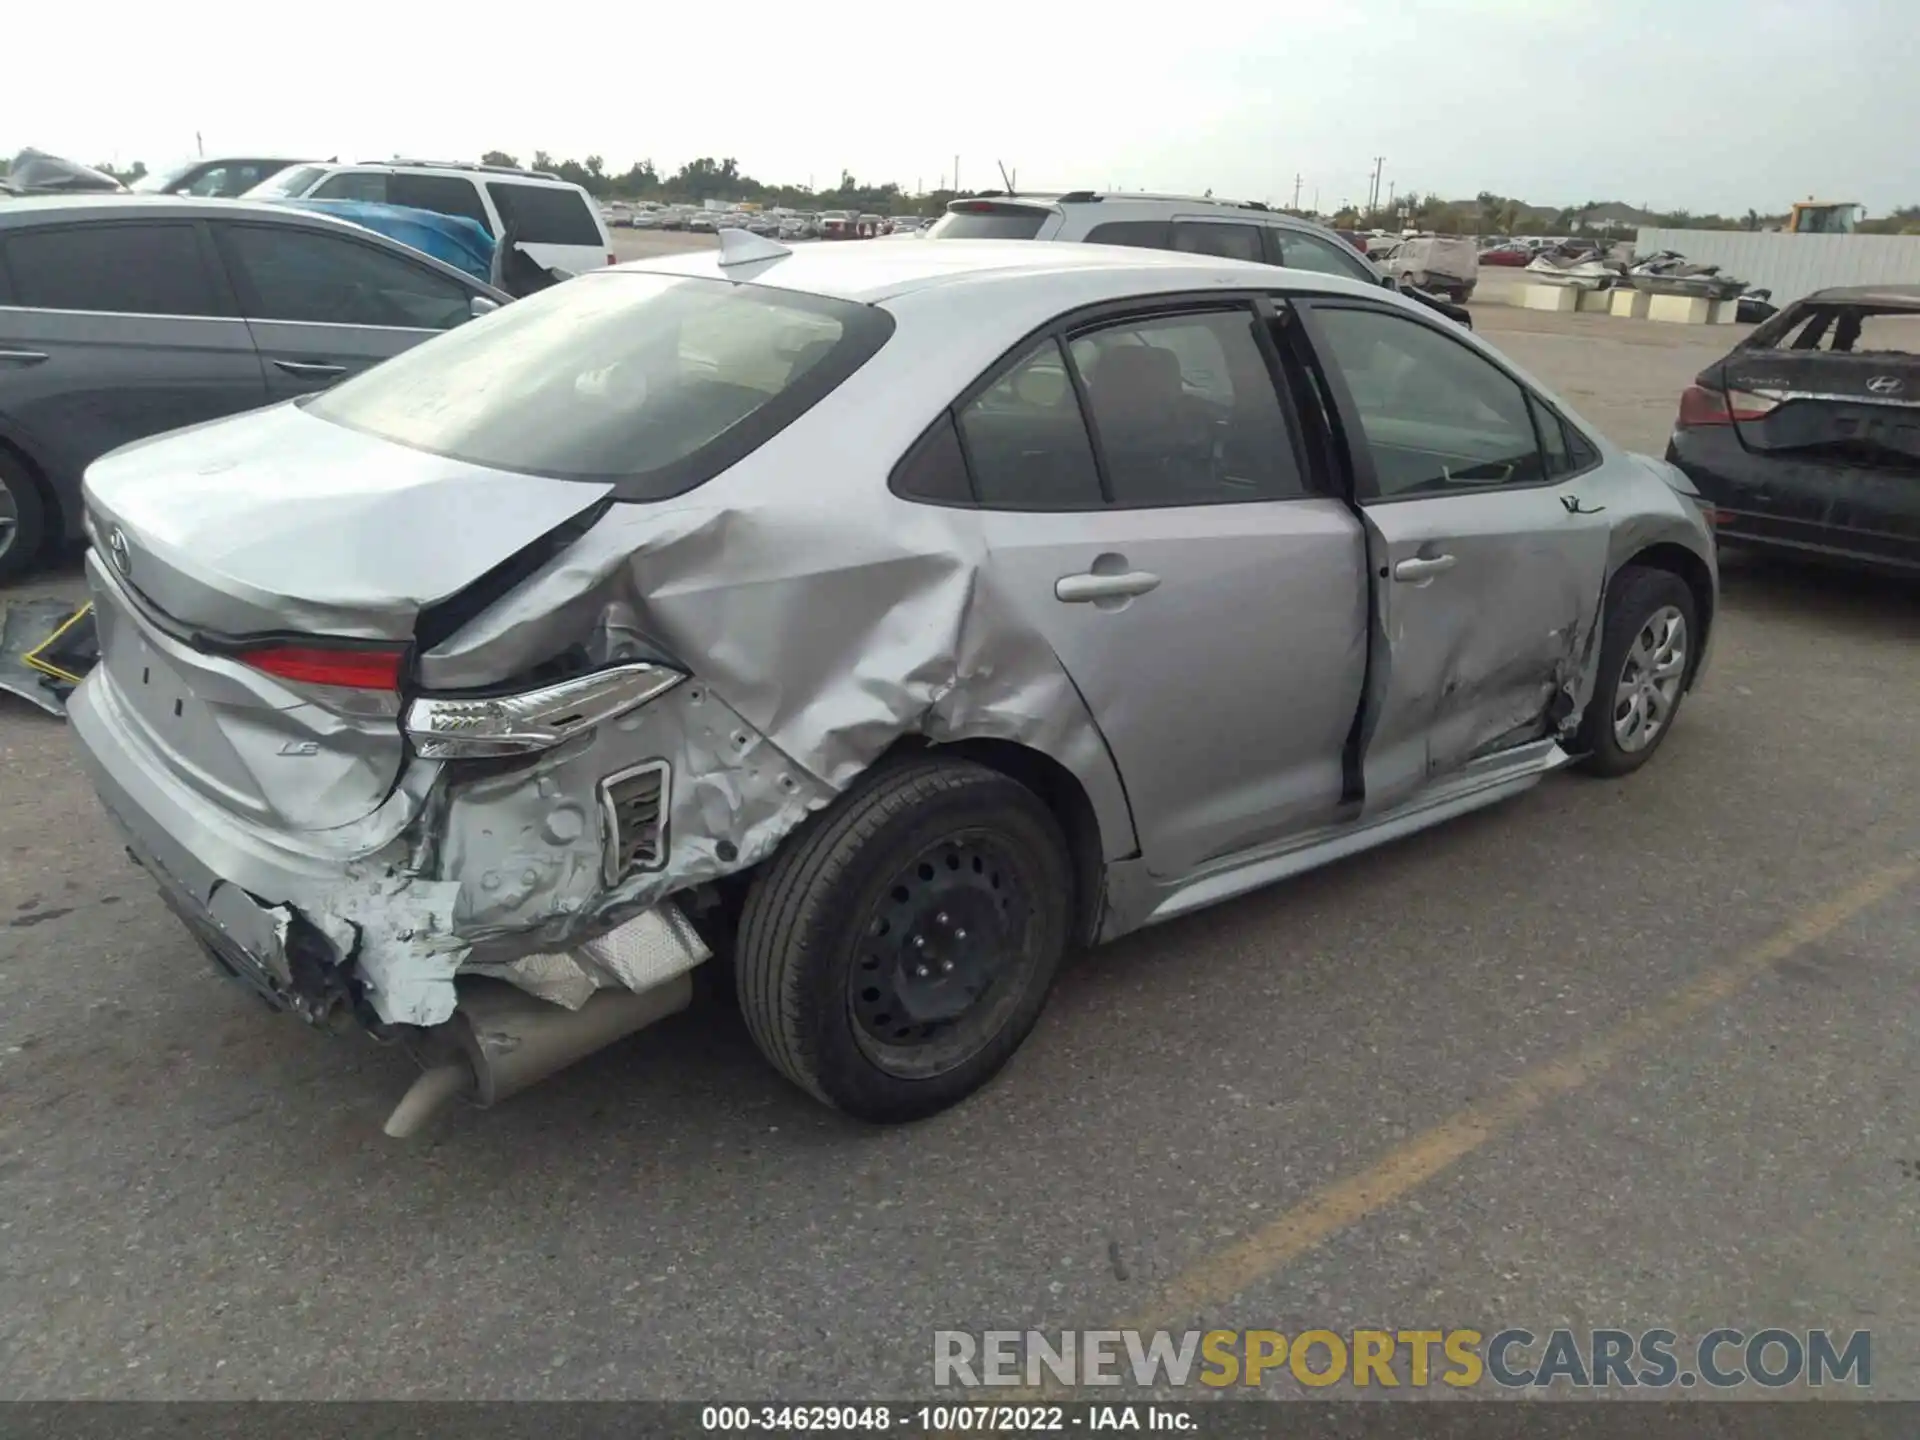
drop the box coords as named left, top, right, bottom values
left=1122, top=738, right=1566, bottom=932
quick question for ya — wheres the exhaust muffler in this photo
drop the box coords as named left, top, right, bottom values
left=383, top=972, right=693, bottom=1138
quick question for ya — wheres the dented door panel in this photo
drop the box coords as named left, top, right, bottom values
left=1355, top=487, right=1611, bottom=808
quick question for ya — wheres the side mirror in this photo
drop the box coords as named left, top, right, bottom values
left=469, top=295, right=501, bottom=319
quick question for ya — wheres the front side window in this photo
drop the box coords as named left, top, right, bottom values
left=220, top=224, right=472, bottom=330
left=307, top=272, right=892, bottom=497
left=1068, top=308, right=1306, bottom=505
left=1311, top=306, right=1544, bottom=499
left=485, top=182, right=602, bottom=245
left=1170, top=221, right=1263, bottom=264
left=4, top=223, right=217, bottom=317
left=957, top=338, right=1103, bottom=509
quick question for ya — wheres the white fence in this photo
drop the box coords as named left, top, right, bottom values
left=1634, top=229, right=1920, bottom=306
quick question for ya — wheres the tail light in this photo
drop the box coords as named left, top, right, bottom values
left=404, top=662, right=684, bottom=759
left=240, top=644, right=405, bottom=690
left=1676, top=383, right=1779, bottom=429
left=607, top=252, right=618, bottom=267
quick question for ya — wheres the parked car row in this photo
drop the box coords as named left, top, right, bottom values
left=599, top=201, right=931, bottom=241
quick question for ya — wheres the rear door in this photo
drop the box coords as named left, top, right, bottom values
left=484, top=180, right=611, bottom=273
left=0, top=219, right=266, bottom=490
left=211, top=220, right=480, bottom=399
left=961, top=299, right=1369, bottom=880
left=1295, top=299, right=1612, bottom=809
left=1721, top=304, right=1920, bottom=560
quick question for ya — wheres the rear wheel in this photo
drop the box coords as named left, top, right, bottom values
left=0, top=452, right=48, bottom=583
left=1575, top=565, right=1698, bottom=777
left=735, top=757, right=1071, bottom=1122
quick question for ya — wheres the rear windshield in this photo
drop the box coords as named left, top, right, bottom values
left=485, top=181, right=602, bottom=246
left=306, top=272, right=894, bottom=499
left=927, top=203, right=1049, bottom=240
left=1757, top=304, right=1920, bottom=355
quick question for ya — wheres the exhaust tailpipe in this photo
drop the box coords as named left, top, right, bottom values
left=383, top=973, right=693, bottom=1138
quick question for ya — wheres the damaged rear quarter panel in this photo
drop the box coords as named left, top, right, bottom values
left=411, top=328, right=1141, bottom=961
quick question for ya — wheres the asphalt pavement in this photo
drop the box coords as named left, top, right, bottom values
left=0, top=293, right=1915, bottom=1401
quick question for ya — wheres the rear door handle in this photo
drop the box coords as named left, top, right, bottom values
left=0, top=350, right=49, bottom=365
left=1393, top=554, right=1458, bottom=582
left=272, top=359, right=348, bottom=378
left=1055, top=570, right=1161, bottom=603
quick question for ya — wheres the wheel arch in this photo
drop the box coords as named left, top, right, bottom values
left=0, top=429, right=64, bottom=549
left=878, top=735, right=1110, bottom=949
left=1618, top=541, right=1715, bottom=687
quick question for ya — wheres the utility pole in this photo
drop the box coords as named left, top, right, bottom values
left=1292, top=172, right=1302, bottom=210
left=1388, top=181, right=1396, bottom=215
left=954, top=155, right=960, bottom=194
left=1368, top=155, right=1385, bottom=212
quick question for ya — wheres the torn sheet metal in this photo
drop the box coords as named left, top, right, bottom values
left=0, top=598, right=89, bottom=715
left=466, top=905, right=711, bottom=1010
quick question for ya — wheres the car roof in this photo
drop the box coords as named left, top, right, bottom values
left=615, top=236, right=1384, bottom=305
left=1798, top=284, right=1920, bottom=309
left=0, top=194, right=367, bottom=227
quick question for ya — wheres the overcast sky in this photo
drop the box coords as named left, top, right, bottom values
left=14, top=0, right=1914, bottom=215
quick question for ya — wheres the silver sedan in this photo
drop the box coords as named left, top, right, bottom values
left=70, top=235, right=1716, bottom=1136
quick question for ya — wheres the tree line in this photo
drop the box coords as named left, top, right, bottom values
left=32, top=154, right=1920, bottom=235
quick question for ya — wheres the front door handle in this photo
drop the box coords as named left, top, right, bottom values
left=1055, top=570, right=1162, bottom=603
left=0, top=350, right=49, bottom=365
left=272, top=359, right=348, bottom=378
left=1393, top=553, right=1458, bottom=582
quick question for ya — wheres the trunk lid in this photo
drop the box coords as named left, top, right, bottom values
left=81, top=403, right=612, bottom=831
left=84, top=401, right=614, bottom=641
left=1723, top=351, right=1920, bottom=469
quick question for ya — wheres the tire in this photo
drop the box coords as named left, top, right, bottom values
left=1575, top=565, right=1699, bottom=778
left=0, top=451, right=48, bottom=584
left=735, top=756, right=1072, bottom=1122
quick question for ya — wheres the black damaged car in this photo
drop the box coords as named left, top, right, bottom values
left=1667, top=285, right=1920, bottom=574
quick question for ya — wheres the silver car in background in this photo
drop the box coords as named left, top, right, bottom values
left=69, top=236, right=1717, bottom=1136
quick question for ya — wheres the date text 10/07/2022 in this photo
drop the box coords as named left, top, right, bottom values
left=701, top=1405, right=1193, bottom=1431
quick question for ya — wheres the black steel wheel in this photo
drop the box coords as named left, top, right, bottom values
left=735, top=757, right=1072, bottom=1122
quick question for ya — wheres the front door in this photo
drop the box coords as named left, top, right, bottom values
left=965, top=303, right=1370, bottom=880
left=1299, top=300, right=1613, bottom=810
left=213, top=222, right=477, bottom=399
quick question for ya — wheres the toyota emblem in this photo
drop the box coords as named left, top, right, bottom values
left=1866, top=375, right=1904, bottom=396
left=107, top=526, right=132, bottom=577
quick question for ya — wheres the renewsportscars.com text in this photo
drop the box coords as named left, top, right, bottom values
left=933, top=1328, right=1871, bottom=1390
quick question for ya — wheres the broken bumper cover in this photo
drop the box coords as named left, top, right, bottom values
left=66, top=671, right=711, bottom=1028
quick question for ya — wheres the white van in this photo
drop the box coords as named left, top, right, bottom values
left=244, top=159, right=614, bottom=276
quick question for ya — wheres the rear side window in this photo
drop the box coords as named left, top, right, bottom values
left=307, top=272, right=892, bottom=498
left=1275, top=230, right=1374, bottom=282
left=219, top=224, right=473, bottom=330
left=245, top=164, right=326, bottom=199
left=4, top=223, right=218, bottom=317
left=486, top=182, right=602, bottom=245
left=956, top=338, right=1103, bottom=509
left=1068, top=309, right=1307, bottom=505
left=1083, top=220, right=1172, bottom=250
left=312, top=172, right=389, bottom=203
left=389, top=174, right=493, bottom=231
left=1170, top=221, right=1263, bottom=264
left=927, top=203, right=1050, bottom=240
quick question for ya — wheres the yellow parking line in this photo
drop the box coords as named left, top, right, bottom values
left=1124, top=854, right=1919, bottom=1332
